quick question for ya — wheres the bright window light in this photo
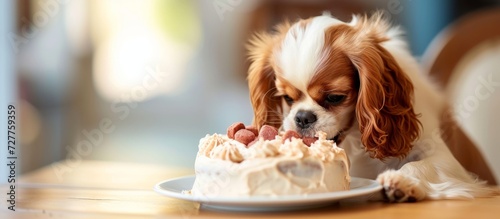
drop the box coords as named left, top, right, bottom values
left=90, top=0, right=199, bottom=102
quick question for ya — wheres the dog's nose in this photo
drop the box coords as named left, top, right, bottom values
left=294, top=110, right=317, bottom=129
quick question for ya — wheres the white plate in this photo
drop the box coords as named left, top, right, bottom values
left=154, top=175, right=382, bottom=212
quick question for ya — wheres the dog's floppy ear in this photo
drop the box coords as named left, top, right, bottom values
left=348, top=14, right=421, bottom=160
left=247, top=32, right=282, bottom=129
left=352, top=45, right=421, bottom=160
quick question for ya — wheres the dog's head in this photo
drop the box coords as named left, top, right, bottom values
left=247, top=13, right=421, bottom=159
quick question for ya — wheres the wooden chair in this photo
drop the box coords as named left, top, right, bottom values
left=422, top=8, right=500, bottom=185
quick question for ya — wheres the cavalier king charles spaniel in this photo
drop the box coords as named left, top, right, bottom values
left=246, top=12, right=498, bottom=202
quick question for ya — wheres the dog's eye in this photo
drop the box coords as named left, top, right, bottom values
left=325, top=94, right=346, bottom=105
left=283, top=95, right=294, bottom=105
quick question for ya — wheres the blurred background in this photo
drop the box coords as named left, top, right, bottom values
left=1, top=0, right=500, bottom=180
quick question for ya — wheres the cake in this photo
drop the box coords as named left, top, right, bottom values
left=189, top=122, right=350, bottom=197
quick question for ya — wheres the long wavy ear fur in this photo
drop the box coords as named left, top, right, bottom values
left=247, top=33, right=280, bottom=129
left=348, top=13, right=421, bottom=159
left=247, top=21, right=292, bottom=129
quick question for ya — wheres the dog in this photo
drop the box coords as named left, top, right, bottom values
left=246, top=12, right=498, bottom=202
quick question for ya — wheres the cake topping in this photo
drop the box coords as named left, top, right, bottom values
left=245, top=125, right=258, bottom=136
left=227, top=122, right=245, bottom=139
left=227, top=122, right=279, bottom=147
left=227, top=122, right=261, bottom=146
left=282, top=130, right=301, bottom=142
left=258, top=125, right=279, bottom=141
left=226, top=122, right=320, bottom=147
left=282, top=130, right=318, bottom=146
left=302, top=137, right=318, bottom=146
left=201, top=122, right=344, bottom=162
left=234, top=129, right=256, bottom=146
left=210, top=142, right=244, bottom=163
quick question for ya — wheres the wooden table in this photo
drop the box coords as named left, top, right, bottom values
left=1, top=160, right=499, bottom=218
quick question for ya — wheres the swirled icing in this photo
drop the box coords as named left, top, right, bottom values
left=209, top=142, right=244, bottom=163
left=279, top=138, right=309, bottom=158
left=198, top=134, right=226, bottom=157
left=248, top=140, right=280, bottom=158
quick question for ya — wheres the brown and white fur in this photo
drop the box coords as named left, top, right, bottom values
left=247, top=12, right=498, bottom=202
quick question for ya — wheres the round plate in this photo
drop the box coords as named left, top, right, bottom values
left=154, top=175, right=382, bottom=212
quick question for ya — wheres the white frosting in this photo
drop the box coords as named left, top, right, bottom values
left=210, top=142, right=244, bottom=163
left=279, top=138, right=310, bottom=158
left=248, top=139, right=280, bottom=158
left=191, top=131, right=350, bottom=197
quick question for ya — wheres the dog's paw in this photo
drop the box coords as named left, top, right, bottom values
left=376, top=170, right=426, bottom=203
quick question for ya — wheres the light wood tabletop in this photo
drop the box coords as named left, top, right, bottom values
left=1, top=160, right=499, bottom=218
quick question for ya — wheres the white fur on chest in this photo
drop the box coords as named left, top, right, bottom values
left=340, top=129, right=425, bottom=179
